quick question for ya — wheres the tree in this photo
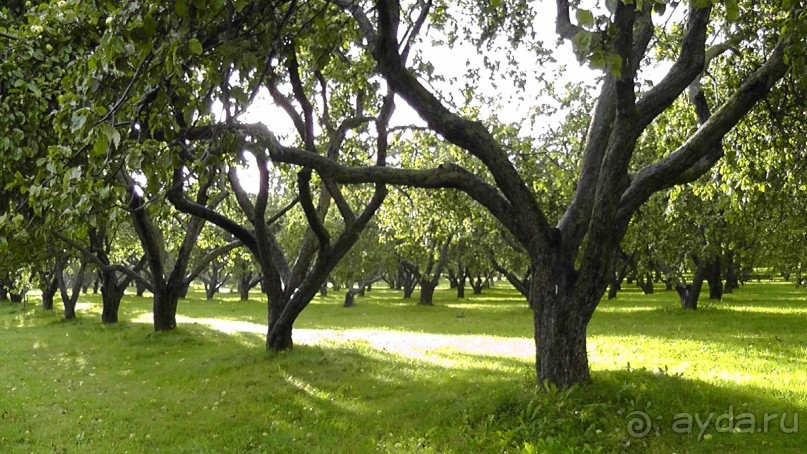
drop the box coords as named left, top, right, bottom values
left=0, top=0, right=134, bottom=318
left=124, top=2, right=399, bottom=350
left=124, top=167, right=240, bottom=330
left=199, top=255, right=231, bottom=300
left=53, top=210, right=152, bottom=323
left=56, top=256, right=86, bottom=320
left=618, top=44, right=807, bottom=304
left=377, top=187, right=458, bottom=305
left=36, top=260, right=59, bottom=310
left=258, top=0, right=801, bottom=387
left=329, top=221, right=391, bottom=306
left=229, top=249, right=262, bottom=301
left=2, top=0, right=803, bottom=389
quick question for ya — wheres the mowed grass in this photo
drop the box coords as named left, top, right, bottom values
left=0, top=281, right=805, bottom=453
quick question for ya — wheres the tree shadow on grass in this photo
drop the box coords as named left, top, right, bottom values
left=180, top=332, right=806, bottom=454
left=583, top=369, right=805, bottom=453
left=109, top=319, right=807, bottom=453
left=2, top=304, right=804, bottom=454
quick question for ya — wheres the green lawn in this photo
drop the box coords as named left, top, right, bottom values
left=1, top=281, right=804, bottom=453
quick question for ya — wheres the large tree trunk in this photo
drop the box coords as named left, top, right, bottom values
left=343, top=291, right=355, bottom=307
left=239, top=277, right=251, bottom=300
left=399, top=263, right=418, bottom=299
left=470, top=275, right=484, bottom=294
left=99, top=269, right=125, bottom=324
left=238, top=275, right=259, bottom=301
left=607, top=282, right=619, bottom=299
left=706, top=256, right=723, bottom=300
left=127, top=174, right=210, bottom=332
left=38, top=266, right=59, bottom=310
left=41, top=275, right=58, bottom=310
left=63, top=299, right=76, bottom=320
left=204, top=283, right=216, bottom=300
left=266, top=296, right=294, bottom=351
left=266, top=323, right=293, bottom=350
left=677, top=262, right=707, bottom=310
left=530, top=266, right=595, bottom=388
left=135, top=279, right=146, bottom=297
left=724, top=251, right=739, bottom=293
left=100, top=285, right=123, bottom=323
left=343, top=291, right=354, bottom=307
left=403, top=282, right=415, bottom=298
left=638, top=271, right=654, bottom=294
left=57, top=260, right=86, bottom=320
left=456, top=272, right=466, bottom=299
left=152, top=285, right=181, bottom=331
left=447, top=269, right=458, bottom=289
left=178, top=283, right=190, bottom=300
left=417, top=238, right=451, bottom=305
left=85, top=227, right=143, bottom=324
left=418, top=279, right=436, bottom=305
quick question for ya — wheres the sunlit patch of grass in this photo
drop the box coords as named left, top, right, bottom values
left=727, top=305, right=807, bottom=315
left=594, top=304, right=662, bottom=313
left=0, top=279, right=805, bottom=452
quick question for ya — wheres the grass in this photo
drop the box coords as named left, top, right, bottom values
left=0, top=281, right=805, bottom=453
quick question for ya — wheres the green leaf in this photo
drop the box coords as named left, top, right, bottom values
left=607, top=53, right=623, bottom=78
left=71, top=112, right=87, bottom=131
left=27, top=82, right=41, bottom=97
left=100, top=123, right=121, bottom=148
left=68, top=166, right=82, bottom=181
left=589, top=51, right=606, bottom=69
left=143, top=13, right=158, bottom=38
left=314, top=48, right=332, bottom=70
left=188, top=38, right=203, bottom=55
left=726, top=0, right=739, bottom=21
left=575, top=9, right=595, bottom=28
left=233, top=0, right=248, bottom=12
left=571, top=30, right=593, bottom=60
left=175, top=0, right=189, bottom=18
left=93, top=134, right=108, bottom=156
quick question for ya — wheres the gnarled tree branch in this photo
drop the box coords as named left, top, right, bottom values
left=619, top=42, right=789, bottom=224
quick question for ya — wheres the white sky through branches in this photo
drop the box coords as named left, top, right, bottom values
left=232, top=1, right=682, bottom=194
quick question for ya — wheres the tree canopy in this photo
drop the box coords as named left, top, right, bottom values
left=1, top=0, right=805, bottom=388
